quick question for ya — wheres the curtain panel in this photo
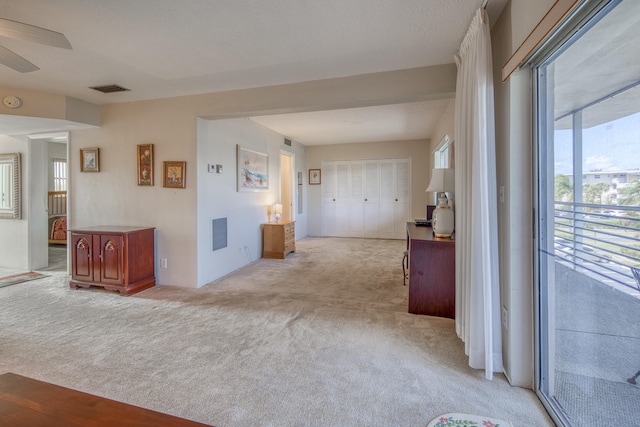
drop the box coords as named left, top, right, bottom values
left=454, top=7, right=503, bottom=380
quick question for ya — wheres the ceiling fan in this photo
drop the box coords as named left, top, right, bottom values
left=0, top=18, right=71, bottom=73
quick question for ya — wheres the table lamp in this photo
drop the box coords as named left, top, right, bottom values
left=273, top=203, right=282, bottom=223
left=425, top=168, right=455, bottom=238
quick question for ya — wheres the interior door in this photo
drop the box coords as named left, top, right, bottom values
left=364, top=160, right=380, bottom=238
left=322, top=162, right=349, bottom=237
left=322, top=158, right=410, bottom=239
left=379, top=160, right=396, bottom=238
left=349, top=161, right=365, bottom=237
left=280, top=152, right=294, bottom=222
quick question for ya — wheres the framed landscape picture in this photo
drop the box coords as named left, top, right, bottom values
left=237, top=145, right=269, bottom=192
left=137, top=144, right=154, bottom=186
left=163, top=161, right=186, bottom=188
left=80, top=147, right=100, bottom=172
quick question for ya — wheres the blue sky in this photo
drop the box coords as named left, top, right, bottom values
left=554, top=112, right=640, bottom=175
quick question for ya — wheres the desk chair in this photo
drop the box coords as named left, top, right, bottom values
left=402, top=250, right=409, bottom=286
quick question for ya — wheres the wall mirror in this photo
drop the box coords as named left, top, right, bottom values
left=0, top=153, right=21, bottom=219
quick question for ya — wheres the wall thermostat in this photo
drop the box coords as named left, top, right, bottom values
left=2, top=95, right=22, bottom=109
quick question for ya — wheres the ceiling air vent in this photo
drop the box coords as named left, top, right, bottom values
left=89, top=84, right=130, bottom=94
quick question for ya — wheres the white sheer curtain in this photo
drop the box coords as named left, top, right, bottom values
left=454, top=7, right=503, bottom=380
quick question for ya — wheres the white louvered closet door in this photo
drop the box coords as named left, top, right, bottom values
left=349, top=161, right=365, bottom=237
left=321, top=158, right=410, bottom=239
left=321, top=161, right=350, bottom=237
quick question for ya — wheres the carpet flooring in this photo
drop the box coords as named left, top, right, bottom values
left=0, top=237, right=553, bottom=426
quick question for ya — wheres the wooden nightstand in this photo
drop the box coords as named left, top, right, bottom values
left=263, top=221, right=295, bottom=259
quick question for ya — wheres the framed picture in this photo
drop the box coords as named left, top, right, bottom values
left=237, top=145, right=269, bottom=192
left=80, top=147, right=100, bottom=172
left=137, top=144, right=154, bottom=186
left=309, top=168, right=321, bottom=185
left=163, top=161, right=186, bottom=188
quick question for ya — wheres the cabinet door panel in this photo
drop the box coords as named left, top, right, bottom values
left=71, top=234, right=93, bottom=281
left=100, top=235, right=123, bottom=285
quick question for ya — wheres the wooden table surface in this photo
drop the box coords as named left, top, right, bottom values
left=0, top=372, right=212, bottom=427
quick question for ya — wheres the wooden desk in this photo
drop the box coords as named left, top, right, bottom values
left=0, top=373, right=211, bottom=426
left=406, top=222, right=455, bottom=318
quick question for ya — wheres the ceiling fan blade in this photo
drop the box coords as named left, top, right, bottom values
left=0, top=44, right=39, bottom=72
left=0, top=18, right=72, bottom=50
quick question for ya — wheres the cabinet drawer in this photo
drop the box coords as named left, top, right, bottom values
left=284, top=241, right=295, bottom=254
left=284, top=223, right=295, bottom=235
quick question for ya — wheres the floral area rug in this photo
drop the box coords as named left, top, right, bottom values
left=428, top=413, right=512, bottom=427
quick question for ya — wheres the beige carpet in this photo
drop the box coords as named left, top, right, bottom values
left=0, top=237, right=553, bottom=426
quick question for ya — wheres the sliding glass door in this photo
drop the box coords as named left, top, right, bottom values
left=536, top=1, right=640, bottom=425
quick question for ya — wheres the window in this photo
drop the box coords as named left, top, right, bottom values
left=52, top=158, right=67, bottom=191
left=433, top=135, right=453, bottom=169
left=432, top=135, right=454, bottom=204
left=535, top=1, right=640, bottom=425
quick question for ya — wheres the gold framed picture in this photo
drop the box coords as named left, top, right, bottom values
left=309, top=168, right=321, bottom=185
left=137, top=144, right=154, bottom=186
left=80, top=147, right=99, bottom=172
left=163, top=161, right=186, bottom=188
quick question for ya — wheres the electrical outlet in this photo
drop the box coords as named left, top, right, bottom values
left=161, top=258, right=168, bottom=268
left=502, top=306, right=508, bottom=329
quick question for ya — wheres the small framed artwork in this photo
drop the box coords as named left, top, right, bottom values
left=137, top=144, right=154, bottom=186
left=309, top=168, right=321, bottom=185
left=163, top=161, right=186, bottom=188
left=80, top=147, right=100, bottom=172
left=237, top=145, right=269, bottom=192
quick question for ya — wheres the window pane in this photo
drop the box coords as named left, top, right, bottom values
left=53, top=159, right=67, bottom=192
left=537, top=1, right=640, bottom=425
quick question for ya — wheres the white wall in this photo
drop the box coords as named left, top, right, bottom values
left=27, top=138, right=48, bottom=270
left=305, top=139, right=431, bottom=236
left=510, top=0, right=556, bottom=52
left=429, top=99, right=456, bottom=158
left=196, top=118, right=307, bottom=287
left=492, top=0, right=556, bottom=388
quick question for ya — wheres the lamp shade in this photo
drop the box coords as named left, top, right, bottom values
left=425, top=168, right=455, bottom=193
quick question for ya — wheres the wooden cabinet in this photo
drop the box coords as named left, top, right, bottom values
left=262, top=221, right=295, bottom=259
left=70, top=226, right=156, bottom=295
left=406, top=222, right=455, bottom=318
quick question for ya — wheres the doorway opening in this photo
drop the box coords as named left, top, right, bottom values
left=280, top=151, right=295, bottom=222
left=30, top=132, right=69, bottom=273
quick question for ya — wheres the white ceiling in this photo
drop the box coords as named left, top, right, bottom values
left=0, top=0, right=508, bottom=144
